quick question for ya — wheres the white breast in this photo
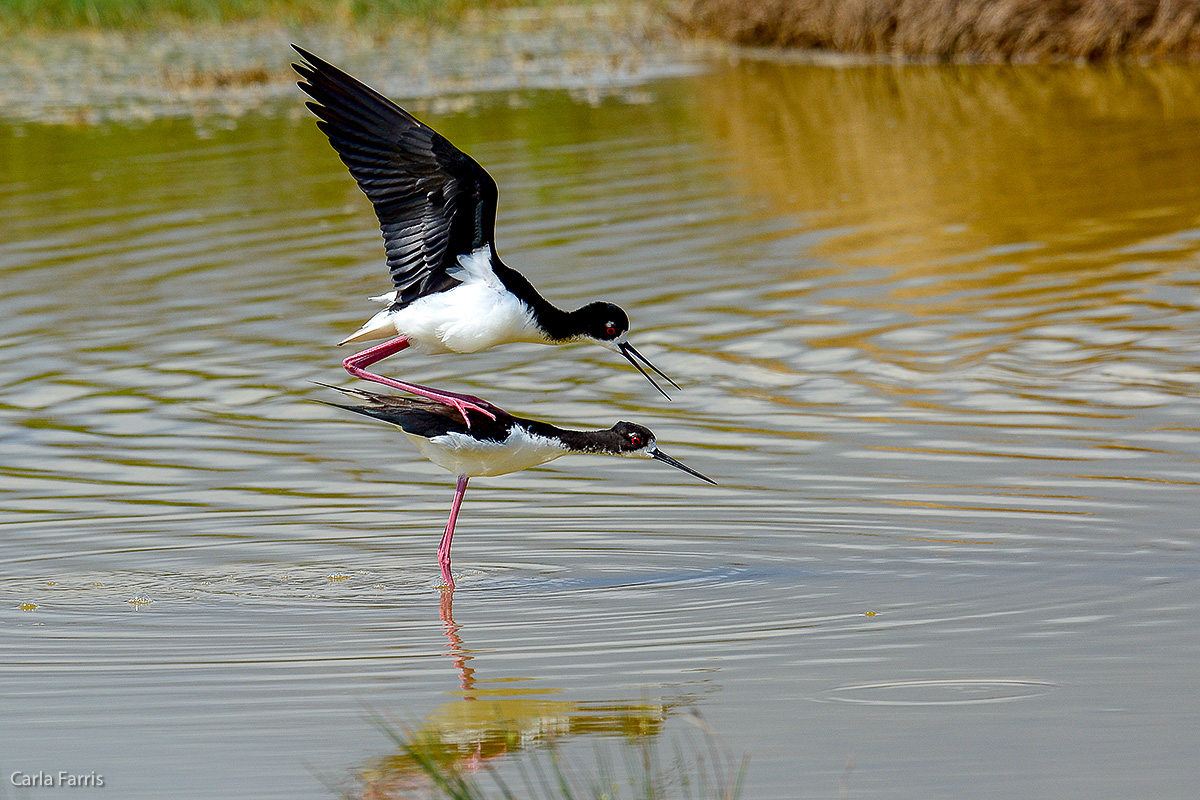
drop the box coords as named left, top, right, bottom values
left=390, top=247, right=549, bottom=354
left=406, top=427, right=568, bottom=477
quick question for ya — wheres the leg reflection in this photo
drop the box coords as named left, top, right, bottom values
left=439, top=587, right=475, bottom=696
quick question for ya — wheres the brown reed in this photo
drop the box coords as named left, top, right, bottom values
left=673, top=0, right=1200, bottom=61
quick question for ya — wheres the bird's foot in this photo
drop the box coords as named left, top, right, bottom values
left=439, top=560, right=456, bottom=589
left=446, top=396, right=497, bottom=426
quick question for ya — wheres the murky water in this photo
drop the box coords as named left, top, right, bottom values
left=4, top=57, right=1200, bottom=799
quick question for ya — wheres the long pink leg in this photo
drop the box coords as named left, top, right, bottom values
left=343, top=336, right=496, bottom=422
left=437, top=474, right=469, bottom=589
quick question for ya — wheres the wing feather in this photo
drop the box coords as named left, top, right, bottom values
left=293, top=46, right=500, bottom=308
left=317, top=384, right=512, bottom=442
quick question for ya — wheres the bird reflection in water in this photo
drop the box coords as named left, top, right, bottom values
left=352, top=590, right=697, bottom=798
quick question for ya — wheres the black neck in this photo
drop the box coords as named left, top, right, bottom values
left=492, top=258, right=579, bottom=340
left=523, top=419, right=616, bottom=454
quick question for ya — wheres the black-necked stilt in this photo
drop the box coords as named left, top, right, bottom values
left=293, top=46, right=678, bottom=422
left=321, top=385, right=714, bottom=588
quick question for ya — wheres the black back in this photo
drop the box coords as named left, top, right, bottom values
left=321, top=389, right=517, bottom=443
left=320, top=386, right=618, bottom=450
left=293, top=47, right=499, bottom=309
left=321, top=386, right=714, bottom=484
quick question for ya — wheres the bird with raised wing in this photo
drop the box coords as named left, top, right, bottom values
left=293, top=47, right=677, bottom=422
left=321, top=385, right=714, bottom=588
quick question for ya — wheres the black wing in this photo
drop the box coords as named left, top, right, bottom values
left=293, top=46, right=499, bottom=308
left=318, top=385, right=514, bottom=443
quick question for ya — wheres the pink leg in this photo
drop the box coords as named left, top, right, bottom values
left=343, top=336, right=497, bottom=423
left=437, top=474, right=469, bottom=589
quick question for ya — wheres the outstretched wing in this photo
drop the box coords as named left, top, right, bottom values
left=293, top=46, right=499, bottom=308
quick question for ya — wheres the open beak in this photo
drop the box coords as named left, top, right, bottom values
left=650, top=447, right=717, bottom=485
left=619, top=342, right=680, bottom=400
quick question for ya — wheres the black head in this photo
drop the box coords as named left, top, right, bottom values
left=578, top=302, right=629, bottom=343
left=575, top=303, right=679, bottom=400
left=605, top=422, right=716, bottom=485
left=610, top=421, right=655, bottom=453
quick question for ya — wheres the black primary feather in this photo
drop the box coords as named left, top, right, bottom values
left=293, top=46, right=500, bottom=309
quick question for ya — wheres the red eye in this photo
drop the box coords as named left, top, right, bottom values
left=629, top=434, right=642, bottom=447
left=605, top=325, right=617, bottom=337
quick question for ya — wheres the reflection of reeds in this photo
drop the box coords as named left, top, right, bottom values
left=694, top=60, right=1200, bottom=268
left=678, top=0, right=1200, bottom=61
left=685, top=58, right=1200, bottom=371
left=347, top=714, right=747, bottom=800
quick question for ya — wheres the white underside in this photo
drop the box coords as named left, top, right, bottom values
left=340, top=247, right=549, bottom=353
left=407, top=428, right=569, bottom=477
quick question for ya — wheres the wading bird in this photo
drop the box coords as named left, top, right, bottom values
left=321, top=385, right=714, bottom=588
left=294, top=47, right=677, bottom=422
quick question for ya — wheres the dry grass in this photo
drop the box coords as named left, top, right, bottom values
left=674, top=0, right=1200, bottom=61
left=0, top=0, right=577, bottom=30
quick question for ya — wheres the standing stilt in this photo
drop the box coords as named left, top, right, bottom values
left=322, top=387, right=715, bottom=586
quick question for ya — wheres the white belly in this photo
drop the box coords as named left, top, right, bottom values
left=341, top=247, right=550, bottom=352
left=392, top=282, right=546, bottom=354
left=407, top=428, right=568, bottom=477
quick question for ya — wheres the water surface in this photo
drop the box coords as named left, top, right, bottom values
left=3, top=58, right=1200, bottom=798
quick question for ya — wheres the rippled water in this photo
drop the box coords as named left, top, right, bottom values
left=4, top=58, right=1200, bottom=798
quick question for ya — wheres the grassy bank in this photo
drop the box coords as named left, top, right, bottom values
left=0, top=0, right=569, bottom=30
left=0, top=1, right=693, bottom=125
left=675, top=0, right=1200, bottom=62
left=9, top=0, right=1200, bottom=62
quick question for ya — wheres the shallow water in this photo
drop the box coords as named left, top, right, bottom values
left=3, top=58, right=1200, bottom=798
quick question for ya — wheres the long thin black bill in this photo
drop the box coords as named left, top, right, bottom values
left=651, top=448, right=717, bottom=485
left=619, top=342, right=680, bottom=399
